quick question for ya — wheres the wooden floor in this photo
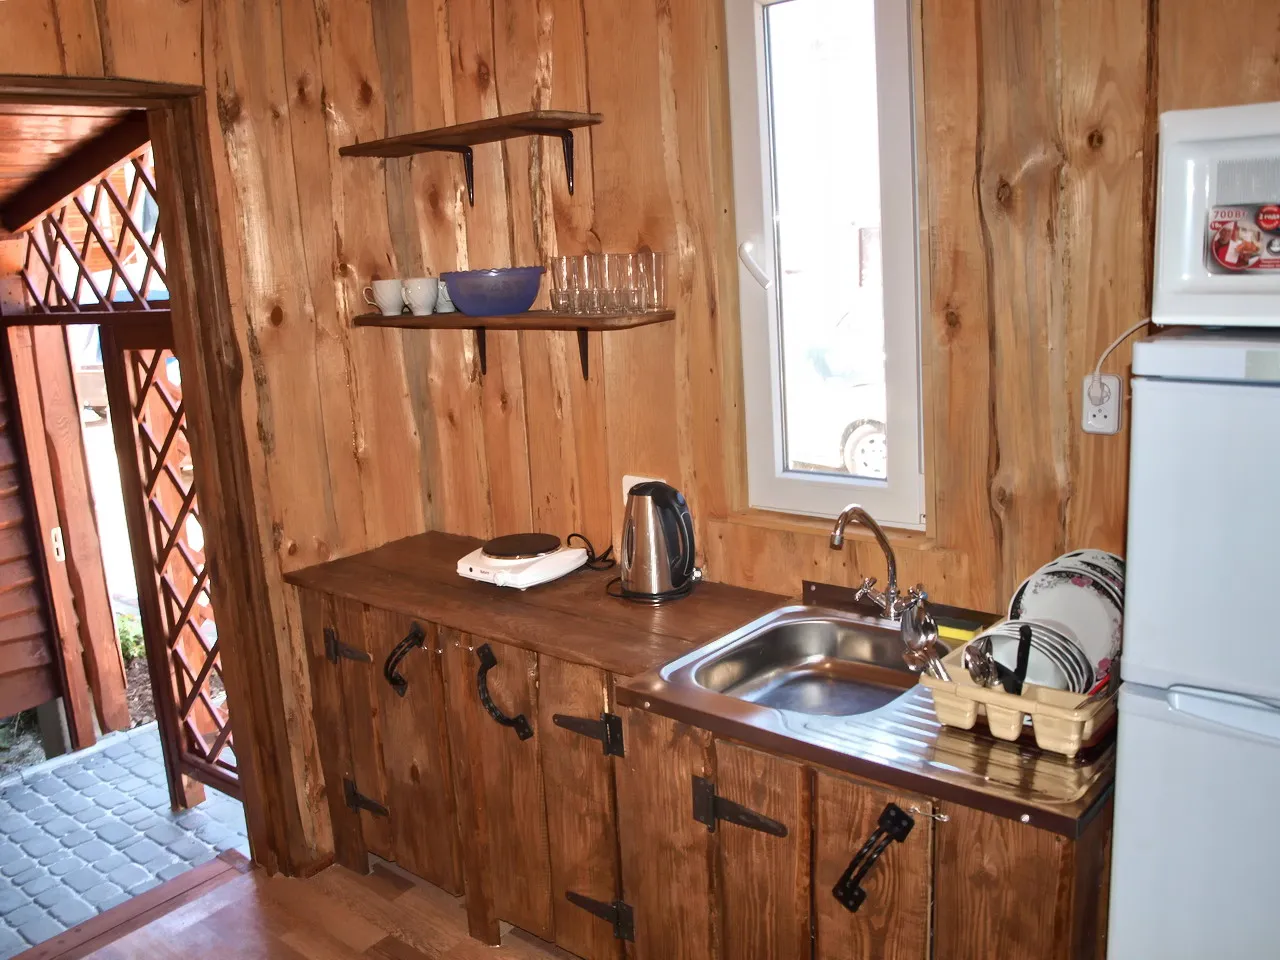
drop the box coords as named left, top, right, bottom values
left=20, top=854, right=574, bottom=960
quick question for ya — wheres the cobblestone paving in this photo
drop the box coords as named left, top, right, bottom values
left=0, top=723, right=248, bottom=957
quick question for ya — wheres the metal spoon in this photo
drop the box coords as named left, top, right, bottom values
left=901, top=589, right=950, bottom=681
left=963, top=635, right=998, bottom=687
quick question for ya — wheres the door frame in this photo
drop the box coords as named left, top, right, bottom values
left=0, top=75, right=308, bottom=875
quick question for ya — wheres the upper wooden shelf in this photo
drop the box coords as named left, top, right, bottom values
left=353, top=309, right=673, bottom=379
left=339, top=110, right=603, bottom=204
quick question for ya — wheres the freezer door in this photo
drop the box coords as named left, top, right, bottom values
left=1123, top=375, right=1280, bottom=699
left=1109, top=683, right=1280, bottom=960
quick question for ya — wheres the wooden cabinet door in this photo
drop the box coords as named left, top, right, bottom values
left=934, top=802, right=1112, bottom=960
left=441, top=629, right=551, bottom=944
left=714, top=740, right=812, bottom=960
left=813, top=771, right=932, bottom=960
left=363, top=607, right=462, bottom=894
left=298, top=589, right=384, bottom=873
left=538, top=658, right=624, bottom=960
left=615, top=705, right=715, bottom=960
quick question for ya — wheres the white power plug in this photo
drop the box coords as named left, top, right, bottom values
left=622, top=474, right=663, bottom=510
left=1081, top=374, right=1123, bottom=435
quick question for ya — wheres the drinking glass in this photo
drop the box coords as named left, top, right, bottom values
left=574, top=253, right=604, bottom=314
left=549, top=256, right=575, bottom=312
left=602, top=253, right=628, bottom=313
left=612, top=253, right=641, bottom=313
left=637, top=251, right=667, bottom=311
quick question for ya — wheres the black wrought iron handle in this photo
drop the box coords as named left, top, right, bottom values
left=382, top=623, right=426, bottom=697
left=832, top=803, right=914, bottom=913
left=475, top=644, right=533, bottom=740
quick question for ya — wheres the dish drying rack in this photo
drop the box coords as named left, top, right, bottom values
left=919, top=645, right=1117, bottom=758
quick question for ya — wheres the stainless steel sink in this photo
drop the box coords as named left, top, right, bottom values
left=663, top=606, right=917, bottom=717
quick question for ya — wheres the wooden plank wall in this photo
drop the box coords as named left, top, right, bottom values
left=0, top=0, right=1272, bottom=869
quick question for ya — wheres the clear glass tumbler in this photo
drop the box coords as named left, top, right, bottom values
left=575, top=253, right=604, bottom=314
left=549, top=255, right=575, bottom=312
left=637, top=251, right=668, bottom=311
left=611, top=253, right=641, bottom=313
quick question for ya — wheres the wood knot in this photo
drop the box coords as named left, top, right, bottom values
left=476, top=58, right=491, bottom=87
left=216, top=91, right=243, bottom=131
left=995, top=178, right=1013, bottom=209
left=357, top=79, right=374, bottom=108
left=270, top=104, right=283, bottom=121
left=945, top=308, right=961, bottom=330
left=285, top=539, right=298, bottom=556
left=295, top=73, right=312, bottom=105
left=1087, top=129, right=1105, bottom=150
left=993, top=485, right=1012, bottom=509
left=499, top=391, right=511, bottom=411
left=269, top=305, right=284, bottom=327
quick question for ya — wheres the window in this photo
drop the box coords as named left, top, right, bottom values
left=726, top=0, right=925, bottom=527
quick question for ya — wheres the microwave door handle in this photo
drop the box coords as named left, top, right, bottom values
left=1167, top=686, right=1280, bottom=743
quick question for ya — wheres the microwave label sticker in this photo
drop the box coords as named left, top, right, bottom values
left=1207, top=204, right=1280, bottom=273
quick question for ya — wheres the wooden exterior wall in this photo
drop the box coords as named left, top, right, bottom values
left=1, top=0, right=1274, bottom=870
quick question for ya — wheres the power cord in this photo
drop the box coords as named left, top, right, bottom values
left=1087, top=317, right=1150, bottom=405
left=568, top=533, right=615, bottom=570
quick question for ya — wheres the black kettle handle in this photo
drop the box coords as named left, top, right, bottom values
left=649, top=484, right=696, bottom=584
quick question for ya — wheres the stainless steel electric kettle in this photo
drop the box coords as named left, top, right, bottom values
left=619, top=481, right=699, bottom=602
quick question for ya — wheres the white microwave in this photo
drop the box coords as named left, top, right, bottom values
left=1155, top=100, right=1280, bottom=328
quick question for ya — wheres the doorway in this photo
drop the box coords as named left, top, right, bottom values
left=0, top=80, right=273, bottom=956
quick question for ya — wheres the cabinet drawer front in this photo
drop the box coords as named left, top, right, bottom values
left=714, top=740, right=812, bottom=960
left=366, top=608, right=462, bottom=894
left=814, top=772, right=931, bottom=960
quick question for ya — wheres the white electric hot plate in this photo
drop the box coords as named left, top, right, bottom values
left=456, top=533, right=588, bottom=590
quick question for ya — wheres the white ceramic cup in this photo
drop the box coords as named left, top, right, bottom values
left=363, top=279, right=404, bottom=316
left=402, top=277, right=438, bottom=316
left=435, top=281, right=456, bottom=313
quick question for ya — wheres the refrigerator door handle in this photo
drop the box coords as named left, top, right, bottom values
left=1167, top=685, right=1280, bottom=742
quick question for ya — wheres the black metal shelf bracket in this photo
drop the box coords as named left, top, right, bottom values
left=474, top=327, right=487, bottom=376
left=325, top=627, right=371, bottom=664
left=512, top=127, right=577, bottom=196
left=565, top=892, right=634, bottom=941
left=832, top=803, right=914, bottom=913
left=691, top=776, right=787, bottom=837
left=343, top=778, right=388, bottom=817
left=552, top=712, right=624, bottom=757
left=416, top=145, right=476, bottom=205
left=475, top=643, right=533, bottom=740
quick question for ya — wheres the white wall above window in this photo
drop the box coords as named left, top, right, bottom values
left=726, top=0, right=925, bottom=528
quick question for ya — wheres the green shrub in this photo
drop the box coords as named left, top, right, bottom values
left=116, top=612, right=145, bottom=663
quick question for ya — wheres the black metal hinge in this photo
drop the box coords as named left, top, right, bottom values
left=691, top=776, right=788, bottom=837
left=343, top=778, right=388, bottom=817
left=325, top=627, right=372, bottom=664
left=552, top=712, right=625, bottom=757
left=565, top=892, right=634, bottom=942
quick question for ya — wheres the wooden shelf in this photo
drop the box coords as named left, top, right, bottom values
left=353, top=309, right=673, bottom=379
left=339, top=110, right=602, bottom=204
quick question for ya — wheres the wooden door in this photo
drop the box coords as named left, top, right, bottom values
left=614, top=706, right=715, bottom=960
left=714, top=739, right=812, bottom=960
left=297, top=589, right=383, bottom=873
left=441, top=631, right=551, bottom=944
left=933, top=801, right=1112, bottom=960
left=538, top=658, right=624, bottom=960
left=812, top=771, right=933, bottom=960
left=363, top=605, right=462, bottom=894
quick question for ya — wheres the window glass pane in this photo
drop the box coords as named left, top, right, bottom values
left=765, top=0, right=888, bottom=480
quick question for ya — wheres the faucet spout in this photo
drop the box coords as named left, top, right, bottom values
left=829, top=504, right=900, bottom=618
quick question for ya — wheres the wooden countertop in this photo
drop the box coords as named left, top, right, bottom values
left=284, top=531, right=786, bottom=677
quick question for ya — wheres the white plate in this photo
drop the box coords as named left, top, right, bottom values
left=1025, top=621, right=1093, bottom=691
left=1010, top=570, right=1121, bottom=665
left=1056, top=549, right=1124, bottom=583
left=987, top=631, right=1074, bottom=691
left=1043, top=557, right=1123, bottom=605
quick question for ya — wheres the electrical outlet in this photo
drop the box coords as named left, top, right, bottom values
left=622, top=474, right=662, bottom=510
left=1081, top=374, right=1123, bottom=435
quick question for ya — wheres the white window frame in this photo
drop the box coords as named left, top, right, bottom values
left=726, top=0, right=926, bottom=528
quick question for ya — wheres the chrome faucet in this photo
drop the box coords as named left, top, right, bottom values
left=830, top=504, right=947, bottom=677
left=829, top=503, right=915, bottom=622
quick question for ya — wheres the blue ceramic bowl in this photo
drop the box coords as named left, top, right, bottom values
left=440, top=267, right=545, bottom=316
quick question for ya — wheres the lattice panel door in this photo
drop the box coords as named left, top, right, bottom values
left=20, top=145, right=168, bottom=315
left=113, top=343, right=238, bottom=799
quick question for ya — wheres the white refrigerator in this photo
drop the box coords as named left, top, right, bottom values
left=1108, top=329, right=1280, bottom=959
